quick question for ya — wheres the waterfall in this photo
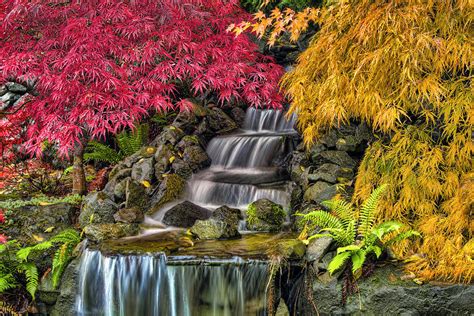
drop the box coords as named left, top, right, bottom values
left=76, top=250, right=268, bottom=316
left=185, top=108, right=297, bottom=210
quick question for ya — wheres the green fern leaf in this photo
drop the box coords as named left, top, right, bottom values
left=49, top=229, right=81, bottom=244
left=300, top=210, right=345, bottom=231
left=84, top=141, right=122, bottom=164
left=328, top=252, right=351, bottom=275
left=386, top=230, right=421, bottom=246
left=0, top=273, right=17, bottom=293
left=351, top=249, right=366, bottom=277
left=16, top=241, right=53, bottom=262
left=358, top=184, right=387, bottom=238
left=18, top=262, right=38, bottom=299
left=321, top=198, right=354, bottom=229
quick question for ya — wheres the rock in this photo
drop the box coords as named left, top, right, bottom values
left=290, top=151, right=311, bottom=188
left=0, top=203, right=79, bottom=245
left=171, top=158, right=193, bottom=179
left=123, top=151, right=143, bottom=168
left=0, top=85, right=7, bottom=96
left=107, top=165, right=132, bottom=184
left=319, top=130, right=338, bottom=148
left=307, top=163, right=354, bottom=184
left=304, top=182, right=338, bottom=204
left=246, top=199, right=286, bottom=232
left=190, top=219, right=229, bottom=240
left=79, top=192, right=118, bottom=227
left=191, top=205, right=242, bottom=240
left=336, top=136, right=359, bottom=152
left=162, top=201, right=212, bottom=227
left=230, top=107, right=246, bottom=126
left=195, top=118, right=214, bottom=140
left=306, top=236, right=333, bottom=262
left=152, top=126, right=185, bottom=146
left=131, top=157, right=155, bottom=183
left=313, top=150, right=357, bottom=168
left=113, top=177, right=130, bottom=201
left=182, top=145, right=211, bottom=171
left=297, top=265, right=474, bottom=315
left=49, top=257, right=81, bottom=316
left=207, top=107, right=237, bottom=133
left=316, top=251, right=336, bottom=271
left=125, top=179, right=148, bottom=211
left=171, top=109, right=198, bottom=134
left=176, top=135, right=201, bottom=151
left=113, top=207, right=144, bottom=223
left=84, top=223, right=139, bottom=242
left=310, top=142, right=326, bottom=157
left=139, top=146, right=157, bottom=158
left=5, top=82, right=27, bottom=93
left=153, top=144, right=173, bottom=177
left=212, top=205, right=243, bottom=225
left=149, top=174, right=186, bottom=213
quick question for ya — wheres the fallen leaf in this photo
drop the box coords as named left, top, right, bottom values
left=142, top=180, right=151, bottom=188
left=44, top=226, right=55, bottom=233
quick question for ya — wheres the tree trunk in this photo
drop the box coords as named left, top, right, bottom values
left=72, top=142, right=87, bottom=195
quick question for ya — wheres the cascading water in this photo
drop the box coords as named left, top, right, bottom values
left=76, top=250, right=268, bottom=316
left=185, top=108, right=297, bottom=210
left=75, top=108, right=296, bottom=315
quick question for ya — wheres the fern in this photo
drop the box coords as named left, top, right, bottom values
left=84, top=123, right=149, bottom=164
left=0, top=274, right=16, bottom=293
left=327, top=252, right=351, bottom=275
left=17, top=262, right=38, bottom=299
left=299, top=210, right=344, bottom=231
left=84, top=141, right=122, bottom=164
left=358, top=184, right=387, bottom=238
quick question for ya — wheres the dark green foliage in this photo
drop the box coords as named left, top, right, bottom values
left=241, top=0, right=320, bottom=13
left=84, top=124, right=149, bottom=164
left=0, top=229, right=82, bottom=299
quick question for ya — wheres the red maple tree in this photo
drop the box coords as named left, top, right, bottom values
left=0, top=0, right=284, bottom=194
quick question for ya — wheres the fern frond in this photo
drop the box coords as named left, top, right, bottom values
left=0, top=273, right=17, bottom=293
left=358, top=184, right=387, bottom=238
left=51, top=243, right=74, bottom=288
left=321, top=198, right=354, bottom=229
left=351, top=249, right=366, bottom=277
left=117, top=123, right=149, bottom=156
left=328, top=252, right=351, bottom=275
left=16, top=241, right=53, bottom=262
left=17, top=262, right=38, bottom=299
left=49, top=229, right=81, bottom=244
left=85, top=141, right=122, bottom=164
left=300, top=210, right=344, bottom=231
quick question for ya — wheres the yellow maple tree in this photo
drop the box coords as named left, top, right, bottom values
left=238, top=0, right=474, bottom=282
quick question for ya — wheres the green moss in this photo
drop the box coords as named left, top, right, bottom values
left=0, top=194, right=83, bottom=210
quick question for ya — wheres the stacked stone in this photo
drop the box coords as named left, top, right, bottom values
left=79, top=104, right=245, bottom=242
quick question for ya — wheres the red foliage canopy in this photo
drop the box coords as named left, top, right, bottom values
left=0, top=0, right=283, bottom=157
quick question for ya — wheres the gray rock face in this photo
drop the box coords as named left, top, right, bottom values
left=153, top=144, right=173, bottom=177
left=307, top=163, right=354, bottom=184
left=152, top=126, right=185, bottom=146
left=48, top=256, right=81, bottom=316
left=84, top=223, right=139, bottom=242
left=246, top=199, right=286, bottom=232
left=162, top=201, right=212, bottom=227
left=230, top=107, right=246, bottom=126
left=296, top=265, right=474, bottom=315
left=305, top=237, right=333, bottom=262
left=171, top=158, right=193, bottom=179
left=304, top=181, right=338, bottom=204
left=79, top=192, right=118, bottom=227
left=149, top=174, right=186, bottom=213
left=131, top=157, right=154, bottom=183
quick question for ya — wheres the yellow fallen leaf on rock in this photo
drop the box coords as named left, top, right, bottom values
left=169, top=156, right=175, bottom=163
left=44, top=226, right=55, bottom=233
left=38, top=201, right=52, bottom=206
left=141, top=180, right=151, bottom=188
left=32, top=234, right=44, bottom=242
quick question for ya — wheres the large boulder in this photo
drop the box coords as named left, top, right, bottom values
left=190, top=205, right=242, bottom=239
left=151, top=126, right=185, bottom=146
left=79, top=192, right=118, bottom=227
left=171, top=158, right=194, bottom=179
left=103, top=167, right=132, bottom=198
left=162, top=201, right=212, bottom=227
left=246, top=199, right=286, bottom=232
left=307, top=163, right=354, bottom=184
left=83, top=223, right=139, bottom=242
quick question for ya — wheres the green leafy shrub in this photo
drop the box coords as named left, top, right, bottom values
left=300, top=185, right=420, bottom=278
left=84, top=123, right=149, bottom=164
left=0, top=229, right=81, bottom=299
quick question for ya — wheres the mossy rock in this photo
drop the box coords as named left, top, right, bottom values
left=79, top=191, right=118, bottom=228
left=84, top=223, right=139, bottom=242
left=246, top=199, right=286, bottom=232
left=148, top=174, right=186, bottom=214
